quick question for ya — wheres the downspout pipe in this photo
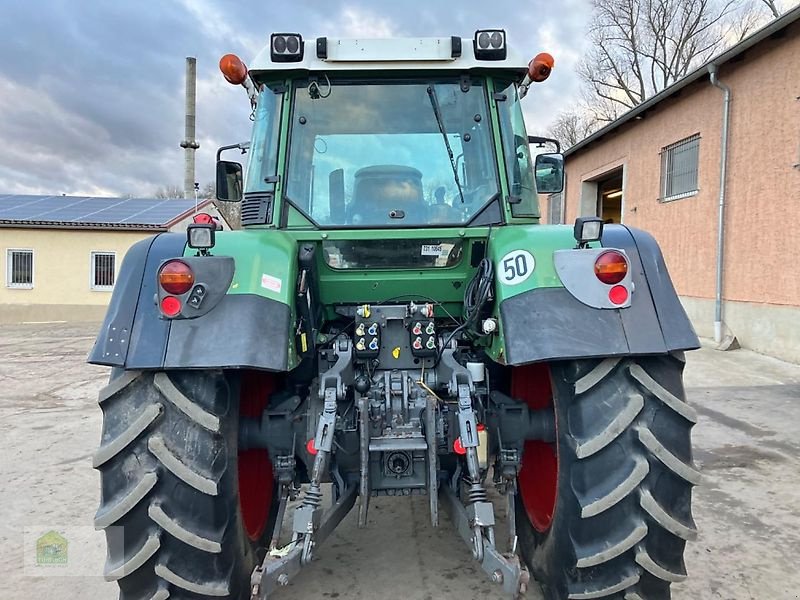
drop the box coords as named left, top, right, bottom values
left=708, top=64, right=731, bottom=344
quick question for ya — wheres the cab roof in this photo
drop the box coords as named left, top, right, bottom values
left=249, top=35, right=529, bottom=78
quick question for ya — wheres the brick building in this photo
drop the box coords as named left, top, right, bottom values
left=555, top=6, right=800, bottom=362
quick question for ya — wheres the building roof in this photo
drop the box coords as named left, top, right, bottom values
left=0, top=194, right=214, bottom=231
left=564, top=4, right=800, bottom=157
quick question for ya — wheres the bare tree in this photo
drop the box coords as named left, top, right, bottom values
left=547, top=110, right=601, bottom=149
left=579, top=0, right=749, bottom=119
left=547, top=0, right=784, bottom=148
left=154, top=184, right=184, bottom=199
left=758, top=0, right=781, bottom=17
left=196, top=182, right=215, bottom=199
left=730, top=1, right=769, bottom=40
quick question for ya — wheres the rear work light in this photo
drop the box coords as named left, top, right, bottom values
left=473, top=29, right=506, bottom=60
left=158, top=260, right=195, bottom=295
left=187, top=223, right=216, bottom=252
left=594, top=251, right=628, bottom=285
left=271, top=33, right=304, bottom=62
left=574, top=216, right=604, bottom=246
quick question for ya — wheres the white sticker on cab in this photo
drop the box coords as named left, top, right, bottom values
left=261, top=273, right=282, bottom=293
left=498, top=250, right=535, bottom=285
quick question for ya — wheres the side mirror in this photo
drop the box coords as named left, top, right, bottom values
left=534, top=152, right=564, bottom=194
left=216, top=160, right=243, bottom=202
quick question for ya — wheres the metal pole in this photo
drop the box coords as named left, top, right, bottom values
left=180, top=57, right=200, bottom=200
left=708, top=64, right=731, bottom=344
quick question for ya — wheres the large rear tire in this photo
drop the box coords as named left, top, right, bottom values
left=93, top=370, right=278, bottom=600
left=515, top=354, right=699, bottom=600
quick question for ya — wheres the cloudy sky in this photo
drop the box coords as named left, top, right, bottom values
left=0, top=0, right=591, bottom=197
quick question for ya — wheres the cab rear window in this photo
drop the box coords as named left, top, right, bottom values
left=323, top=239, right=464, bottom=270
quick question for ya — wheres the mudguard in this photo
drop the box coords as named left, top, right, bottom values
left=88, top=232, right=291, bottom=371
left=499, top=225, right=699, bottom=365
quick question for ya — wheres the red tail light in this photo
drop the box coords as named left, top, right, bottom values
left=609, top=285, right=629, bottom=305
left=160, top=296, right=182, bottom=317
left=453, top=437, right=466, bottom=455
left=159, top=260, right=194, bottom=295
left=594, top=251, right=628, bottom=285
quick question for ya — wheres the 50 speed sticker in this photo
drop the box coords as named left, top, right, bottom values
left=498, top=250, right=535, bottom=285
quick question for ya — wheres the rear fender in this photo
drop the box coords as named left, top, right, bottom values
left=88, top=232, right=293, bottom=371
left=496, top=224, right=698, bottom=365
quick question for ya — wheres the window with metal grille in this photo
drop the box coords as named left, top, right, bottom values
left=659, top=134, right=700, bottom=201
left=548, top=192, right=563, bottom=224
left=6, top=249, right=34, bottom=288
left=91, top=252, right=116, bottom=290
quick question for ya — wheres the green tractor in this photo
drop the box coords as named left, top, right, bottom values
left=90, top=30, right=700, bottom=600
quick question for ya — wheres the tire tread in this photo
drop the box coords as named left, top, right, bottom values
left=95, top=370, right=269, bottom=599
left=518, top=355, right=697, bottom=600
left=104, top=533, right=161, bottom=581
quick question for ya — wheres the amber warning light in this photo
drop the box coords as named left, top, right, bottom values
left=219, top=53, right=258, bottom=106
left=219, top=54, right=248, bottom=85
left=529, top=53, right=555, bottom=83
left=518, top=52, right=556, bottom=99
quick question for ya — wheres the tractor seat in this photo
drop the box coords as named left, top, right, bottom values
left=350, top=165, right=426, bottom=225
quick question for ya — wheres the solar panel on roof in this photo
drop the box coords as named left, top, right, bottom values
left=81, top=203, right=131, bottom=215
left=0, top=194, right=199, bottom=226
left=126, top=202, right=194, bottom=220
left=34, top=198, right=94, bottom=220
left=1, top=196, right=65, bottom=219
left=61, top=209, right=93, bottom=219
left=139, top=205, right=189, bottom=216
left=92, top=206, right=138, bottom=216
left=2, top=207, right=41, bottom=219
left=132, top=206, right=191, bottom=223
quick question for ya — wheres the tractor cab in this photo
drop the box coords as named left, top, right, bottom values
left=216, top=31, right=562, bottom=230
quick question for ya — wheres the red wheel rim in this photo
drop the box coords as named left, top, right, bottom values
left=513, top=363, right=558, bottom=533
left=238, top=370, right=275, bottom=541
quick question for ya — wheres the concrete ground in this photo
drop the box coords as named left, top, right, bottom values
left=1, top=323, right=799, bottom=600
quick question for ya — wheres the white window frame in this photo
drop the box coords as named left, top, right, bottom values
left=6, top=248, right=34, bottom=289
left=659, top=134, right=700, bottom=202
left=90, top=251, right=116, bottom=291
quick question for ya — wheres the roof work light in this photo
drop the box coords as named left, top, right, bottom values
left=271, top=33, right=304, bottom=62
left=473, top=29, right=506, bottom=60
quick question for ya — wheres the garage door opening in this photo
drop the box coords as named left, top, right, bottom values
left=596, top=168, right=623, bottom=224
